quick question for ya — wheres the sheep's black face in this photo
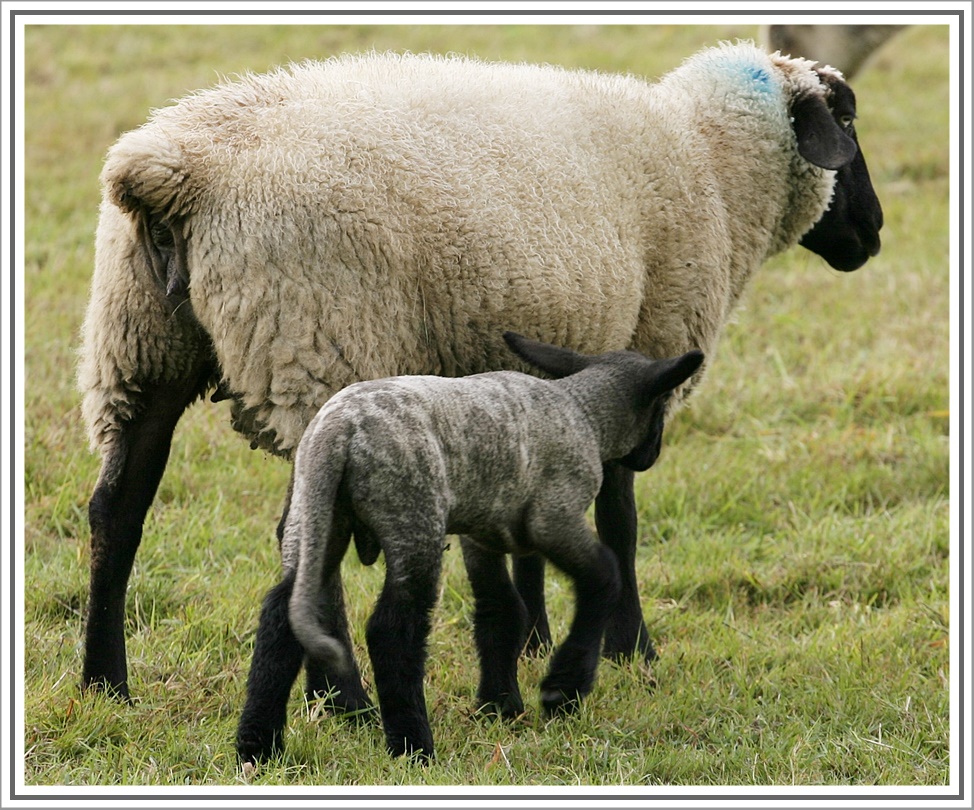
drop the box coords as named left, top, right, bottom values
left=799, top=79, right=883, bottom=272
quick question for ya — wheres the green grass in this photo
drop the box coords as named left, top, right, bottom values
left=20, top=23, right=952, bottom=791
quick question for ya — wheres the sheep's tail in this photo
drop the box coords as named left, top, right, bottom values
left=285, top=415, right=354, bottom=675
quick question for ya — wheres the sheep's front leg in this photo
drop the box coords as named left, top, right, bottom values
left=460, top=538, right=526, bottom=718
left=596, top=462, right=657, bottom=663
left=82, top=363, right=211, bottom=699
left=539, top=540, right=621, bottom=714
left=366, top=539, right=442, bottom=760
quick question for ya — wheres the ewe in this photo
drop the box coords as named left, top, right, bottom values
left=79, top=42, right=882, bottom=704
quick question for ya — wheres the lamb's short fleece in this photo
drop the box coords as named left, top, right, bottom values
left=236, top=333, right=704, bottom=762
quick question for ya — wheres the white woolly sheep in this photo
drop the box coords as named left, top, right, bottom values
left=762, top=24, right=907, bottom=79
left=78, top=42, right=883, bottom=706
left=235, top=333, right=704, bottom=761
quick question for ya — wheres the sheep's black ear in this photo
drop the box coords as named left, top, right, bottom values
left=503, top=332, right=592, bottom=379
left=134, top=207, right=190, bottom=302
left=792, top=93, right=858, bottom=170
left=639, top=350, right=705, bottom=404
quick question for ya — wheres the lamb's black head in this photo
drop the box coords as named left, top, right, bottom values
left=503, top=332, right=704, bottom=471
left=792, top=73, right=883, bottom=272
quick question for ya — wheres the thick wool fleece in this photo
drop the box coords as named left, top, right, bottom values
left=79, top=43, right=838, bottom=457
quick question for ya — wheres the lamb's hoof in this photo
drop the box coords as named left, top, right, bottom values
left=540, top=686, right=582, bottom=716
left=235, top=728, right=283, bottom=765
left=308, top=690, right=378, bottom=725
left=476, top=692, right=525, bottom=720
left=387, top=736, right=435, bottom=764
left=522, top=626, right=553, bottom=658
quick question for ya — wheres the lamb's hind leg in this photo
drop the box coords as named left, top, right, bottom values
left=235, top=572, right=305, bottom=763
left=302, top=567, right=373, bottom=719
left=275, top=475, right=372, bottom=717
left=596, top=462, right=656, bottom=663
left=366, top=530, right=442, bottom=760
left=537, top=524, right=621, bottom=714
left=460, top=537, right=526, bottom=718
left=82, top=362, right=212, bottom=699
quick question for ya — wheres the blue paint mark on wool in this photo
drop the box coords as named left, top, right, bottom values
left=674, top=44, right=783, bottom=109
left=715, top=59, right=774, bottom=94
left=746, top=66, right=772, bottom=90
left=691, top=44, right=776, bottom=91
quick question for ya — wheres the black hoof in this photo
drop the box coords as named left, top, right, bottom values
left=235, top=727, right=284, bottom=765
left=602, top=627, right=657, bottom=665
left=522, top=624, right=553, bottom=657
left=386, top=736, right=435, bottom=763
left=476, top=692, right=525, bottom=720
left=309, top=690, right=378, bottom=725
left=540, top=686, right=582, bottom=716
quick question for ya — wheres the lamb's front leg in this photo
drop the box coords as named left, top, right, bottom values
left=460, top=537, right=526, bottom=718
left=537, top=532, right=621, bottom=714
left=366, top=541, right=442, bottom=760
left=595, top=462, right=656, bottom=663
left=511, top=553, right=552, bottom=654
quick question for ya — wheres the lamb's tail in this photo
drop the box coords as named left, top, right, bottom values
left=285, top=414, right=354, bottom=675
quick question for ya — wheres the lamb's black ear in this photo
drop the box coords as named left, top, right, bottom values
left=792, top=93, right=858, bottom=170
left=503, top=332, right=592, bottom=379
left=639, top=350, right=705, bottom=404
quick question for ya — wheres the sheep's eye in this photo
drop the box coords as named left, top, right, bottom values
left=839, top=113, right=855, bottom=130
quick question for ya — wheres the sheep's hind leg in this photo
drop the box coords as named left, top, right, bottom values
left=596, top=462, right=657, bottom=664
left=82, top=363, right=211, bottom=700
left=539, top=541, right=621, bottom=714
left=460, top=538, right=526, bottom=718
left=366, top=534, right=442, bottom=760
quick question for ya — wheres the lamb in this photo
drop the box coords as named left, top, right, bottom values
left=77, top=42, right=883, bottom=706
left=235, top=333, right=704, bottom=762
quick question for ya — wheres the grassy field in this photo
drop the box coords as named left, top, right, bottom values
left=19, top=22, right=952, bottom=793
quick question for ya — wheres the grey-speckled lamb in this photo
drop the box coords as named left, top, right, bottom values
left=235, top=333, right=704, bottom=762
left=78, top=42, right=883, bottom=704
